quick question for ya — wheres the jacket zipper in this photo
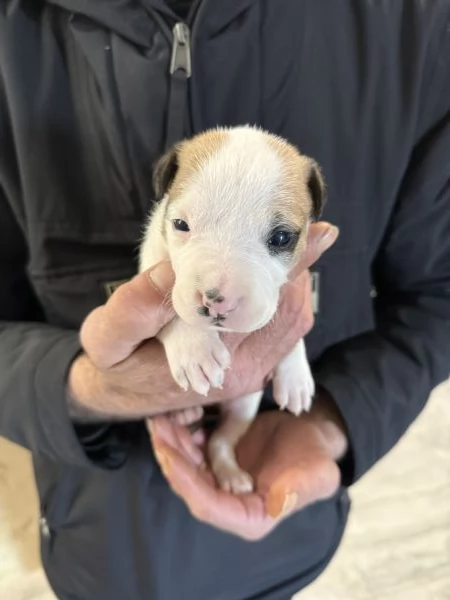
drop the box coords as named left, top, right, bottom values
left=164, top=21, right=192, bottom=150
left=170, top=22, right=192, bottom=78
left=146, top=1, right=206, bottom=149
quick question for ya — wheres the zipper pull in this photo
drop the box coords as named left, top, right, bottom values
left=170, top=22, right=192, bottom=78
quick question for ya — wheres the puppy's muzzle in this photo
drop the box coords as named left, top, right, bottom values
left=197, top=287, right=240, bottom=324
left=171, top=246, right=280, bottom=332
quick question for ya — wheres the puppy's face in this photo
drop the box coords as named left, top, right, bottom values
left=151, top=126, right=325, bottom=333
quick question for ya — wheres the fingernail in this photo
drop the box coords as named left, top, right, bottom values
left=319, top=225, right=339, bottom=251
left=155, top=450, right=171, bottom=476
left=148, top=262, right=175, bottom=296
left=280, top=492, right=298, bottom=517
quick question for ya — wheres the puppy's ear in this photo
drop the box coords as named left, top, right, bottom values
left=152, top=144, right=181, bottom=201
left=307, top=161, right=326, bottom=221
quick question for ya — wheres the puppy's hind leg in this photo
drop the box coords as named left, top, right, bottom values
left=208, top=393, right=262, bottom=495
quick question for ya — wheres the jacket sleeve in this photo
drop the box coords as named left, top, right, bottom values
left=313, top=110, right=450, bottom=485
left=0, top=185, right=133, bottom=468
left=0, top=64, right=132, bottom=468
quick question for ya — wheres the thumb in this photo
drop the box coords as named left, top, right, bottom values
left=147, top=260, right=176, bottom=298
left=80, top=261, right=175, bottom=369
left=292, top=222, right=339, bottom=277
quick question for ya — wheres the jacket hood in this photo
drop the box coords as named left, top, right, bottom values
left=43, top=0, right=174, bottom=46
left=38, top=0, right=256, bottom=47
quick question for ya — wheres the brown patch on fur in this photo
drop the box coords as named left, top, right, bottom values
left=158, top=127, right=324, bottom=266
left=266, top=135, right=316, bottom=261
left=169, top=130, right=228, bottom=199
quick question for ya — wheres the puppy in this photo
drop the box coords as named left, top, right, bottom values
left=139, top=125, right=326, bottom=494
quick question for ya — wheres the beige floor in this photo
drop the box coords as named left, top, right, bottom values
left=0, top=382, right=449, bottom=600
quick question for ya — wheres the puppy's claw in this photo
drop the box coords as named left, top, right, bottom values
left=174, top=369, right=190, bottom=392
left=161, top=323, right=229, bottom=399
left=273, top=367, right=315, bottom=416
left=302, top=392, right=313, bottom=413
left=212, top=346, right=231, bottom=371
left=209, top=370, right=225, bottom=390
left=195, top=357, right=226, bottom=392
left=278, top=398, right=288, bottom=411
left=194, top=381, right=211, bottom=397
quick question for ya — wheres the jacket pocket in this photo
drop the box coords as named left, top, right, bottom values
left=29, top=220, right=141, bottom=328
left=33, top=265, right=136, bottom=329
left=307, top=201, right=375, bottom=358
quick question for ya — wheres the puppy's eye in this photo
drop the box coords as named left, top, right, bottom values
left=172, top=219, right=190, bottom=232
left=268, top=229, right=292, bottom=248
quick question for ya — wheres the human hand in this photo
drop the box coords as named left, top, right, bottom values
left=67, top=261, right=183, bottom=421
left=148, top=389, right=348, bottom=540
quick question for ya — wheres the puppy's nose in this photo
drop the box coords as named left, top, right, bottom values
left=201, top=289, right=238, bottom=317
left=204, top=288, right=223, bottom=302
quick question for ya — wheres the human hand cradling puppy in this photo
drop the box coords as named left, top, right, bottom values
left=149, top=388, right=347, bottom=541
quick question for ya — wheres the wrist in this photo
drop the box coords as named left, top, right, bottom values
left=67, top=354, right=141, bottom=423
left=67, top=352, right=176, bottom=422
left=67, top=353, right=108, bottom=422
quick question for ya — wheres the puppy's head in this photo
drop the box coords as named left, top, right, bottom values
left=152, top=126, right=325, bottom=333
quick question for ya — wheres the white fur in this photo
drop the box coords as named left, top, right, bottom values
left=141, top=128, right=289, bottom=333
left=140, top=126, right=317, bottom=494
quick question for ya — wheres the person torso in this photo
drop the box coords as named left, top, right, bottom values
left=1, top=1, right=445, bottom=598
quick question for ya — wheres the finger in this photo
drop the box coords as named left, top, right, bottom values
left=265, top=458, right=341, bottom=519
left=291, top=222, right=339, bottom=278
left=81, top=262, right=175, bottom=369
left=149, top=420, right=274, bottom=537
left=154, top=441, right=272, bottom=539
left=279, top=270, right=313, bottom=327
left=148, top=417, right=204, bottom=467
left=191, top=428, right=206, bottom=448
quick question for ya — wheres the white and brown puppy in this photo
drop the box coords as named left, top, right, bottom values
left=139, top=125, right=326, bottom=494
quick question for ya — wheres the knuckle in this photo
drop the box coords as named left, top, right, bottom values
left=79, top=316, right=108, bottom=368
left=79, top=308, right=100, bottom=350
left=301, top=309, right=315, bottom=334
left=107, top=283, right=132, bottom=316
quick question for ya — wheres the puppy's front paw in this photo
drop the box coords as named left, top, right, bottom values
left=273, top=357, right=315, bottom=416
left=160, top=322, right=230, bottom=396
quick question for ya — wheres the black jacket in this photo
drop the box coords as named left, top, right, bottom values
left=1, top=1, right=450, bottom=599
